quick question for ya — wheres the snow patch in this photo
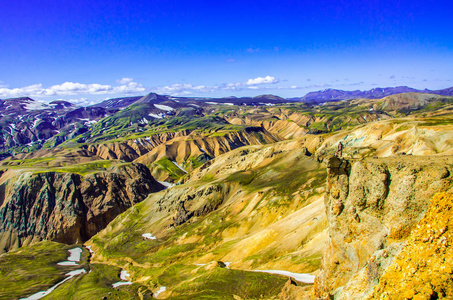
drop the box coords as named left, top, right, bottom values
left=120, top=270, right=131, bottom=281
left=25, top=101, right=49, bottom=111
left=67, top=248, right=83, bottom=262
left=252, top=270, right=315, bottom=283
left=57, top=247, right=82, bottom=266
left=85, top=120, right=97, bottom=126
left=85, top=246, right=94, bottom=255
left=224, top=262, right=232, bottom=269
left=112, top=270, right=133, bottom=288
left=149, top=113, right=164, bottom=119
left=172, top=161, right=187, bottom=173
left=154, top=286, right=166, bottom=298
left=142, top=233, right=157, bottom=240
left=67, top=269, right=87, bottom=276
left=154, top=104, right=174, bottom=111
left=20, top=269, right=86, bottom=300
left=157, top=181, right=175, bottom=189
left=189, top=103, right=201, bottom=108
left=207, top=102, right=234, bottom=106
left=112, top=281, right=133, bottom=288
left=32, top=119, right=40, bottom=128
left=57, top=261, right=78, bottom=266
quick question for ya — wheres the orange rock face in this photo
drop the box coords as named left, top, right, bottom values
left=368, top=192, right=453, bottom=299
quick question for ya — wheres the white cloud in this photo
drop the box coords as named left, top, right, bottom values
left=151, top=75, right=283, bottom=96
left=0, top=79, right=145, bottom=98
left=246, top=76, right=279, bottom=85
left=153, top=83, right=216, bottom=96
left=116, top=77, right=134, bottom=84
left=0, top=84, right=44, bottom=98
left=65, top=97, right=91, bottom=106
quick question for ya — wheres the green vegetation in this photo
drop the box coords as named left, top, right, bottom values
left=0, top=241, right=86, bottom=299
left=418, top=115, right=453, bottom=126
left=46, top=263, right=151, bottom=300
left=167, top=267, right=288, bottom=299
left=291, top=253, right=323, bottom=271
left=33, top=160, right=115, bottom=175
left=151, top=157, right=187, bottom=181
left=0, top=156, right=55, bottom=168
left=81, top=113, right=247, bottom=146
left=226, top=154, right=326, bottom=198
left=184, top=154, right=212, bottom=170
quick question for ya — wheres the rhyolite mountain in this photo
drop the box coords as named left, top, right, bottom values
left=91, top=93, right=287, bottom=110
left=1, top=89, right=453, bottom=299
left=0, top=93, right=287, bottom=158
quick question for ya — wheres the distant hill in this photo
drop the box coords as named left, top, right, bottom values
left=91, top=93, right=287, bottom=109
left=288, top=86, right=453, bottom=102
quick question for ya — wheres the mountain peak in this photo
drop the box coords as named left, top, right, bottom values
left=300, top=86, right=453, bottom=102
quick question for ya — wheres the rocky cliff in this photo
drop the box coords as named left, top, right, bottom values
left=314, top=155, right=453, bottom=299
left=0, top=162, right=164, bottom=253
left=368, top=192, right=453, bottom=299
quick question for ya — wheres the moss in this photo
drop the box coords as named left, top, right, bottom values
left=290, top=253, right=323, bottom=270
left=185, top=155, right=212, bottom=170
left=169, top=267, right=288, bottom=299
left=308, top=122, right=328, bottom=134
left=151, top=157, right=187, bottom=181
left=0, top=241, right=86, bottom=299
left=226, top=157, right=326, bottom=198
left=46, top=263, right=152, bottom=300
left=1, top=156, right=55, bottom=167
left=32, top=160, right=115, bottom=176
left=225, top=170, right=257, bottom=186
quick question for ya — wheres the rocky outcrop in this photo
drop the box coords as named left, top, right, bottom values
left=278, top=279, right=312, bottom=300
left=0, top=162, right=164, bottom=253
left=368, top=192, right=453, bottom=299
left=314, top=155, right=453, bottom=299
left=166, top=183, right=226, bottom=227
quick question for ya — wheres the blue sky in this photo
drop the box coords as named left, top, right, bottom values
left=1, top=0, right=452, bottom=104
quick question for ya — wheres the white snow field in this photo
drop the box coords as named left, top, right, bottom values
left=252, top=270, right=315, bottom=283
left=57, top=247, right=83, bottom=266
left=142, top=233, right=157, bottom=240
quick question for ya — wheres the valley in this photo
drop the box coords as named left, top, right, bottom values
left=0, top=90, right=453, bottom=299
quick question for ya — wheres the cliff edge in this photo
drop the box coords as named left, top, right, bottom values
left=0, top=162, right=164, bottom=253
left=314, top=155, right=453, bottom=299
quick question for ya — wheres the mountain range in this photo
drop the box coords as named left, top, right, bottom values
left=288, top=85, right=453, bottom=102
left=1, top=87, right=453, bottom=298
